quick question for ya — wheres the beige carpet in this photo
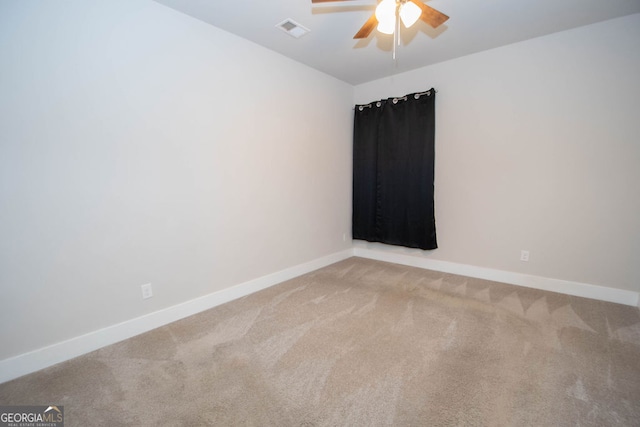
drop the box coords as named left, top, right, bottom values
left=1, top=257, right=639, bottom=426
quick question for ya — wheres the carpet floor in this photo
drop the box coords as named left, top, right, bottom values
left=1, top=257, right=639, bottom=426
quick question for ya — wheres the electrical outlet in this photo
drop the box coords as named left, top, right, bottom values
left=520, top=250, right=530, bottom=262
left=141, top=283, right=153, bottom=299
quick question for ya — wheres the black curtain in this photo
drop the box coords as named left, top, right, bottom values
left=352, top=89, right=437, bottom=250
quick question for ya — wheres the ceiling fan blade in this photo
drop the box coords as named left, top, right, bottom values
left=353, top=13, right=378, bottom=39
left=409, top=0, right=449, bottom=28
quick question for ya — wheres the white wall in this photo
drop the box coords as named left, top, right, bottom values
left=0, top=0, right=353, bottom=361
left=354, top=14, right=640, bottom=295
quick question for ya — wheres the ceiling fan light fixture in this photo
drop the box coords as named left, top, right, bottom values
left=376, top=19, right=396, bottom=35
left=375, top=0, right=397, bottom=34
left=399, top=1, right=422, bottom=28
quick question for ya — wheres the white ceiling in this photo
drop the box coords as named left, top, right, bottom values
left=153, top=0, right=640, bottom=85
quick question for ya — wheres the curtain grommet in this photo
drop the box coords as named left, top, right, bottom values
left=376, top=101, right=381, bottom=107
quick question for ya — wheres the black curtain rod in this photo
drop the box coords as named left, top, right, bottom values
left=354, top=88, right=437, bottom=110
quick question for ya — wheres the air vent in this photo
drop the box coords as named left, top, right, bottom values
left=276, top=19, right=310, bottom=39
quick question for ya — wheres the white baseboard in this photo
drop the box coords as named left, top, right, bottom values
left=353, top=247, right=640, bottom=307
left=0, top=249, right=354, bottom=384
left=3, top=246, right=637, bottom=384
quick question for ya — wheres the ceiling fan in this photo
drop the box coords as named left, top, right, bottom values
left=311, top=0, right=449, bottom=39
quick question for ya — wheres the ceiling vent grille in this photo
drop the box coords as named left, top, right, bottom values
left=276, top=19, right=310, bottom=39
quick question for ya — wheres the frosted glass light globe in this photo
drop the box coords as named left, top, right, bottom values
left=375, top=0, right=397, bottom=35
left=399, top=1, right=422, bottom=28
